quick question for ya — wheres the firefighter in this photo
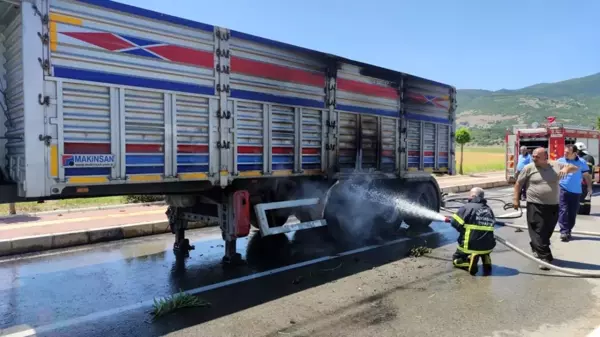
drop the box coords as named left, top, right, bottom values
left=449, top=187, right=496, bottom=276
left=574, top=142, right=594, bottom=215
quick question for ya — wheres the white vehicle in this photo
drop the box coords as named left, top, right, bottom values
left=0, top=0, right=456, bottom=261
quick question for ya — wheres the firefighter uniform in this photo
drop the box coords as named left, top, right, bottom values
left=450, top=196, right=497, bottom=275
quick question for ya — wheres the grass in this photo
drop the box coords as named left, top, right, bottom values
left=0, top=196, right=128, bottom=215
left=151, top=291, right=211, bottom=320
left=456, top=146, right=505, bottom=174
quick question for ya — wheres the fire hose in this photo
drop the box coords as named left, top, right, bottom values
left=440, top=195, right=600, bottom=277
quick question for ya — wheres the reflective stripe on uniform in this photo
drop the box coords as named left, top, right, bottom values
left=452, top=214, right=465, bottom=225
left=580, top=202, right=591, bottom=205
left=457, top=246, right=493, bottom=255
left=459, top=223, right=494, bottom=254
left=465, top=224, right=494, bottom=232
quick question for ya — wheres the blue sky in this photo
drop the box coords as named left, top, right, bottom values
left=120, top=0, right=599, bottom=91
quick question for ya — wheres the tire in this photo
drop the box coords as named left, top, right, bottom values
left=403, top=181, right=440, bottom=231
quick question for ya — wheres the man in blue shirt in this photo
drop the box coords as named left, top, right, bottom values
left=557, top=144, right=592, bottom=241
left=516, top=146, right=531, bottom=200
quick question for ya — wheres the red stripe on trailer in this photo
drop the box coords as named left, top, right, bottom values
left=230, top=57, right=325, bottom=87
left=336, top=78, right=399, bottom=99
left=126, top=144, right=163, bottom=153
left=302, top=148, right=320, bottom=155
left=439, top=152, right=448, bottom=156
left=146, top=45, right=214, bottom=68
left=423, top=151, right=434, bottom=156
left=381, top=150, right=394, bottom=156
left=64, top=142, right=111, bottom=154
left=177, top=144, right=209, bottom=153
left=238, top=146, right=263, bottom=154
left=272, top=147, right=294, bottom=154
left=408, top=151, right=419, bottom=156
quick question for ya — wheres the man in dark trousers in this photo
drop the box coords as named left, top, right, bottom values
left=557, top=144, right=592, bottom=241
left=513, top=147, right=580, bottom=270
left=450, top=187, right=496, bottom=276
left=575, top=142, right=595, bottom=215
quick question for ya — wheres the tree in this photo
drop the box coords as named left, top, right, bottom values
left=455, top=127, right=472, bottom=175
left=596, top=116, right=600, bottom=130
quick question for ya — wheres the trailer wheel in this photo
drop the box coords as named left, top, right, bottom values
left=403, top=182, right=439, bottom=231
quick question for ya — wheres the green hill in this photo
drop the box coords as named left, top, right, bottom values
left=456, top=72, right=600, bottom=145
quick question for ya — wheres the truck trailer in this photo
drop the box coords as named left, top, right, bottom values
left=0, top=0, right=456, bottom=261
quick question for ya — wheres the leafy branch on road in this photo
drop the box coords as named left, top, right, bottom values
left=151, top=290, right=211, bottom=320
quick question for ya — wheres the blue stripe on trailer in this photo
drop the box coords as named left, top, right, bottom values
left=53, top=66, right=215, bottom=96
left=408, top=157, right=419, bottom=163
left=230, top=89, right=324, bottom=109
left=238, top=155, right=263, bottom=164
left=126, top=166, right=163, bottom=174
left=438, top=157, right=449, bottom=163
left=177, top=155, right=209, bottom=164
left=126, top=155, right=164, bottom=165
left=76, top=0, right=214, bottom=32
left=424, top=157, right=434, bottom=164
left=272, top=164, right=293, bottom=170
left=272, top=155, right=294, bottom=164
left=238, top=164, right=262, bottom=171
left=301, top=155, right=320, bottom=164
left=302, top=163, right=321, bottom=170
left=177, top=165, right=209, bottom=173
left=407, top=163, right=419, bottom=167
left=65, top=167, right=110, bottom=176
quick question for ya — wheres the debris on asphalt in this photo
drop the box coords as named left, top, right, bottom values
left=150, top=290, right=211, bottom=320
left=408, top=246, right=432, bottom=257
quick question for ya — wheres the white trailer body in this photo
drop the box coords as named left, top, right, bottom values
left=0, top=0, right=456, bottom=260
left=0, top=0, right=456, bottom=201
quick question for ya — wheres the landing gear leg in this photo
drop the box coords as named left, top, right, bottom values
left=173, top=220, right=195, bottom=259
left=167, top=206, right=195, bottom=259
left=222, top=239, right=242, bottom=265
left=220, top=192, right=247, bottom=266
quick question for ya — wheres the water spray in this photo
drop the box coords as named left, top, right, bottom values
left=321, top=180, right=600, bottom=277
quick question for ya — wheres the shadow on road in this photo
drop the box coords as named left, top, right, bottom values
left=0, top=214, right=41, bottom=224
left=552, top=258, right=600, bottom=271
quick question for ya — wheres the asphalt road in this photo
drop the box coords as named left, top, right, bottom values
left=1, top=186, right=600, bottom=337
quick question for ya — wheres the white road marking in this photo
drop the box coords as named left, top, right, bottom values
left=0, top=227, right=452, bottom=337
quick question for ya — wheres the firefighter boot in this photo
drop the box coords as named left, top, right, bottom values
left=468, top=254, right=480, bottom=276
left=452, top=256, right=469, bottom=270
left=482, top=254, right=492, bottom=276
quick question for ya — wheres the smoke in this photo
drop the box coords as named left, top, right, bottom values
left=293, top=176, right=445, bottom=245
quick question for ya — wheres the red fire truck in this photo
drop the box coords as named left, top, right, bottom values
left=505, top=123, right=600, bottom=184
